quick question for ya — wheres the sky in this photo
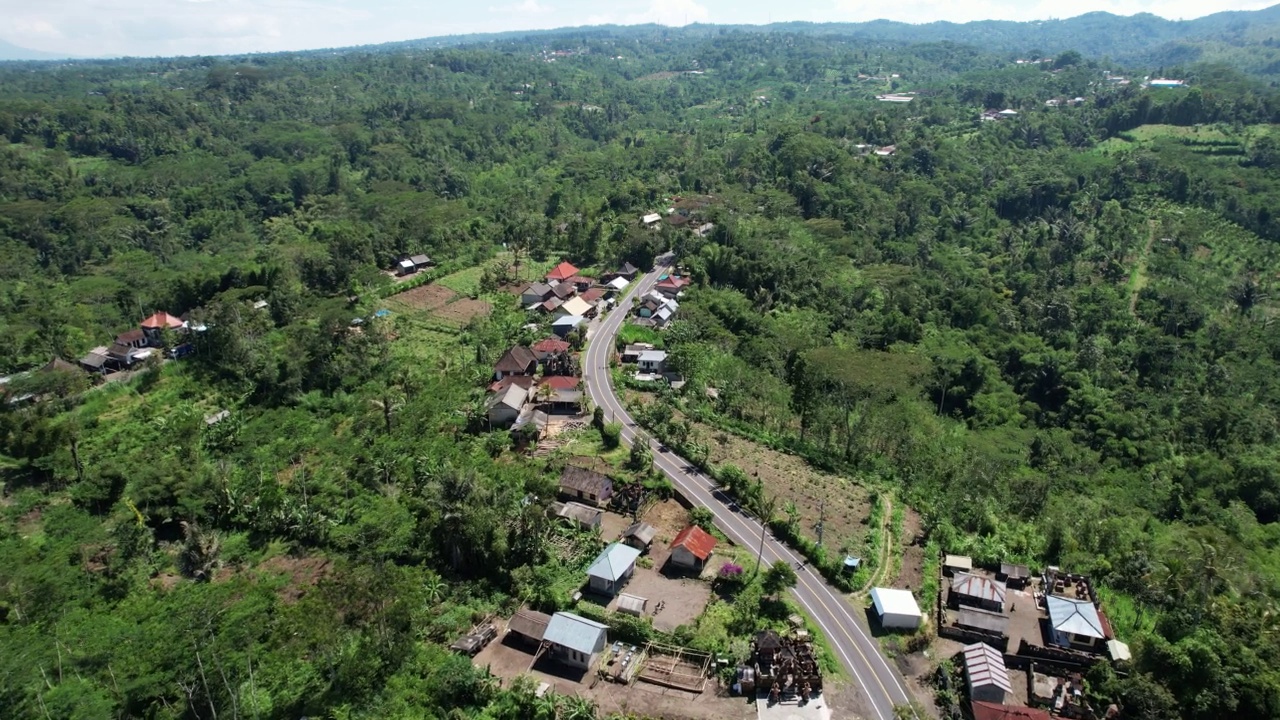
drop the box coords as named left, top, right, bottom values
left=0, top=0, right=1274, bottom=58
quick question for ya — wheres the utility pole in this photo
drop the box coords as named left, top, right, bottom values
left=815, top=498, right=825, bottom=547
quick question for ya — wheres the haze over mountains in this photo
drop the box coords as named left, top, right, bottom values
left=4, top=4, right=1280, bottom=65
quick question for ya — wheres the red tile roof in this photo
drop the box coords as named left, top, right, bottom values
left=671, top=525, right=717, bottom=560
left=532, top=337, right=571, bottom=354
left=546, top=261, right=580, bottom=282
left=656, top=276, right=689, bottom=289
left=540, top=375, right=580, bottom=391
left=971, top=702, right=1051, bottom=720
left=140, top=311, right=184, bottom=329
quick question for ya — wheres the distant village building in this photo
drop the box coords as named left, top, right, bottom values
left=546, top=261, right=580, bottom=283
left=620, top=522, right=658, bottom=552
left=950, top=573, right=1007, bottom=613
left=548, top=501, right=603, bottom=531
left=486, top=384, right=529, bottom=427
left=493, top=346, right=538, bottom=380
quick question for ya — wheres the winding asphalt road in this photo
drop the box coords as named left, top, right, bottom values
left=583, top=256, right=918, bottom=720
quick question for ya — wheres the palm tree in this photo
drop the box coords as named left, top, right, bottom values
left=422, top=572, right=445, bottom=606
left=561, top=695, right=596, bottom=720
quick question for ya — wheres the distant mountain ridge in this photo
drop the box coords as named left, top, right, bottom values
left=0, top=38, right=77, bottom=61
left=374, top=5, right=1280, bottom=67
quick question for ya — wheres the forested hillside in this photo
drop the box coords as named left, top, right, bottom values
left=2, top=23, right=1280, bottom=720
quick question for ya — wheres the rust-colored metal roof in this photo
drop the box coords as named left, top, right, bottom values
left=546, top=261, right=580, bottom=281
left=671, top=525, right=717, bottom=559
left=532, top=337, right=570, bottom=354
left=140, top=311, right=184, bottom=329
left=539, top=376, right=580, bottom=391
left=971, top=701, right=1051, bottom=720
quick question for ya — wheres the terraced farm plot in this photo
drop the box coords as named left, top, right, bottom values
left=430, top=297, right=491, bottom=327
left=388, top=283, right=457, bottom=311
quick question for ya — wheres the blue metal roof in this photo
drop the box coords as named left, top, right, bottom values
left=543, top=612, right=608, bottom=655
left=587, top=542, right=641, bottom=582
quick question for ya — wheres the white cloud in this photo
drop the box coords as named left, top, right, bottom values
left=489, top=0, right=552, bottom=14
left=829, top=0, right=1274, bottom=23
left=0, top=0, right=1272, bottom=57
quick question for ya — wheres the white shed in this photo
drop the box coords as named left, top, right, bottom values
left=870, top=587, right=922, bottom=629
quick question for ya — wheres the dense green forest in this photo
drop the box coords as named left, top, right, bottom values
left=2, top=20, right=1280, bottom=720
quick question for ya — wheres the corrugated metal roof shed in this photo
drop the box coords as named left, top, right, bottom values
left=963, top=642, right=1012, bottom=694
left=952, top=573, right=1007, bottom=605
left=616, top=593, right=647, bottom=616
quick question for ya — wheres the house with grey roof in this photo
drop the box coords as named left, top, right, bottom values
left=637, top=350, right=667, bottom=374
left=486, top=384, right=529, bottom=428
left=543, top=612, right=608, bottom=670
left=1046, top=596, right=1106, bottom=652
left=586, top=542, right=641, bottom=596
left=521, top=282, right=554, bottom=307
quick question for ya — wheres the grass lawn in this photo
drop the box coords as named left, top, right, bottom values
left=436, top=254, right=559, bottom=296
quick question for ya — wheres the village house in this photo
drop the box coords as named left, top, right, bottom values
left=637, top=350, right=667, bottom=374
left=620, top=343, right=653, bottom=363
left=586, top=542, right=641, bottom=596
left=641, top=213, right=662, bottom=227
left=653, top=275, right=689, bottom=298
left=554, top=296, right=594, bottom=319
left=620, top=522, right=657, bottom=552
left=542, top=612, right=609, bottom=670
left=669, top=524, right=716, bottom=571
left=540, top=387, right=582, bottom=414
left=114, top=328, right=147, bottom=349
left=874, top=145, right=897, bottom=156
left=606, top=276, right=630, bottom=293
left=558, top=465, right=614, bottom=506
left=78, top=347, right=111, bottom=374
left=398, top=258, right=416, bottom=275
left=550, top=282, right=576, bottom=301
left=579, top=287, right=605, bottom=306
left=1046, top=596, right=1106, bottom=652
left=551, top=315, right=585, bottom=338
left=410, top=254, right=432, bottom=269
left=140, top=311, right=185, bottom=346
left=493, top=346, right=538, bottom=380
left=563, top=275, right=593, bottom=293
left=693, top=222, right=716, bottom=238
left=539, top=297, right=564, bottom=314
left=548, top=501, right=603, bottom=531
left=487, top=375, right=535, bottom=395
left=521, top=282, right=555, bottom=307
left=546, top=261, right=580, bottom=284
left=486, top=383, right=528, bottom=427
left=610, top=262, right=639, bottom=281
left=531, top=337, right=571, bottom=362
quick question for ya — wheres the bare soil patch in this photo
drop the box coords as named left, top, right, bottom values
left=895, top=509, right=926, bottom=591
left=641, top=499, right=691, bottom=549
left=602, top=564, right=712, bottom=632
left=257, top=555, right=332, bottom=604
left=430, top=297, right=491, bottom=327
left=696, top=423, right=873, bottom=552
left=389, top=283, right=457, bottom=311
